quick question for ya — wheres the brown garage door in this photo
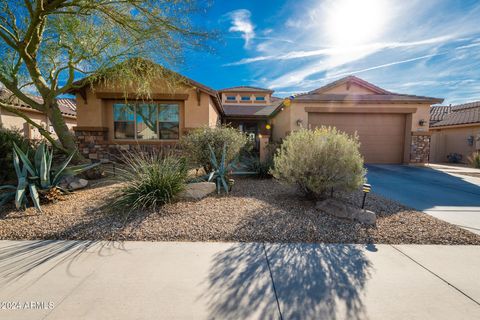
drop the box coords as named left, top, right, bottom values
left=308, top=113, right=406, bottom=163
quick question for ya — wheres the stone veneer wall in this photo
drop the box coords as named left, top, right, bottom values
left=74, top=128, right=179, bottom=161
left=410, top=134, right=430, bottom=163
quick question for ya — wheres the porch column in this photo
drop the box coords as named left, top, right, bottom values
left=259, top=134, right=270, bottom=162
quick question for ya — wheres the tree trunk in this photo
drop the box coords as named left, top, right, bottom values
left=47, top=101, right=84, bottom=163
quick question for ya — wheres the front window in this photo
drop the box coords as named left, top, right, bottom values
left=113, top=103, right=179, bottom=140
left=226, top=96, right=236, bottom=101
left=241, top=96, right=251, bottom=101
left=255, top=96, right=265, bottom=101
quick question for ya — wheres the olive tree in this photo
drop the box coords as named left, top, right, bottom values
left=0, top=0, right=211, bottom=160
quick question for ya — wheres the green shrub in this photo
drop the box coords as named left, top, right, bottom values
left=113, top=151, right=188, bottom=211
left=0, top=126, right=35, bottom=183
left=180, top=126, right=248, bottom=172
left=271, top=127, right=366, bottom=198
left=469, top=151, right=480, bottom=168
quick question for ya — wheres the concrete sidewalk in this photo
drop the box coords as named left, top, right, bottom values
left=0, top=241, right=479, bottom=320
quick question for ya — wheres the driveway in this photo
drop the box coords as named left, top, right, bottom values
left=1, top=240, right=480, bottom=320
left=366, top=164, right=480, bottom=235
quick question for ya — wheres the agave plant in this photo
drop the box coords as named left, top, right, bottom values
left=0, top=142, right=99, bottom=211
left=206, top=143, right=232, bottom=194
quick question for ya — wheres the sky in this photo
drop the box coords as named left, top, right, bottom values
left=178, top=0, right=480, bottom=105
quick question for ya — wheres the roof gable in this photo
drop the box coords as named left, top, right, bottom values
left=293, top=75, right=443, bottom=104
left=309, top=76, right=390, bottom=95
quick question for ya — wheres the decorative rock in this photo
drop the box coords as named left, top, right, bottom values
left=352, top=208, right=377, bottom=225
left=68, top=178, right=89, bottom=190
left=178, top=182, right=216, bottom=200
left=315, top=198, right=377, bottom=225
left=315, top=198, right=350, bottom=219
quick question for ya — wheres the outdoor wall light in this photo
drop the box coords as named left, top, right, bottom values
left=467, top=135, right=474, bottom=146
left=296, top=119, right=303, bottom=127
left=265, top=124, right=271, bottom=130
left=418, top=119, right=426, bottom=126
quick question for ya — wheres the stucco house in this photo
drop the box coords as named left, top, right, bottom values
left=0, top=88, right=77, bottom=139
left=430, top=101, right=480, bottom=163
left=70, top=66, right=442, bottom=164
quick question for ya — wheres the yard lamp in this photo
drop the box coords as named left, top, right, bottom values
left=361, top=183, right=372, bottom=209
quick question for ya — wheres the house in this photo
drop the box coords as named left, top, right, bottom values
left=430, top=101, right=480, bottom=163
left=70, top=64, right=443, bottom=164
left=0, top=88, right=77, bottom=139
left=270, top=76, right=443, bottom=164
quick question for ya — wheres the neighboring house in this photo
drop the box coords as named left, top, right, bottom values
left=0, top=88, right=77, bottom=139
left=270, top=76, right=443, bottom=164
left=70, top=66, right=443, bottom=164
left=219, top=86, right=282, bottom=150
left=430, top=101, right=480, bottom=163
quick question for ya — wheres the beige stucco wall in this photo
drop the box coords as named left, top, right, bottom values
left=271, top=101, right=431, bottom=141
left=430, top=125, right=480, bottom=163
left=0, top=107, right=75, bottom=139
left=75, top=79, right=219, bottom=141
left=321, top=82, right=376, bottom=95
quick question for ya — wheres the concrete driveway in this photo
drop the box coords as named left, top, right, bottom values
left=1, top=240, right=480, bottom=320
left=366, top=165, right=480, bottom=235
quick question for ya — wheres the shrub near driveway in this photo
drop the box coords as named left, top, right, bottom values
left=272, top=127, right=366, bottom=199
left=180, top=126, right=248, bottom=172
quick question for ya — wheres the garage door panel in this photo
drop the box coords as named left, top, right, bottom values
left=308, top=113, right=406, bottom=163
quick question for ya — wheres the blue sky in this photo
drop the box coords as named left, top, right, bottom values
left=179, top=0, right=480, bottom=105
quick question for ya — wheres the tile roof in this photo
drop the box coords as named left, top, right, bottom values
left=430, top=105, right=452, bottom=124
left=293, top=93, right=443, bottom=103
left=431, top=102, right=480, bottom=127
left=218, top=86, right=274, bottom=93
left=0, top=88, right=77, bottom=117
left=223, top=100, right=282, bottom=117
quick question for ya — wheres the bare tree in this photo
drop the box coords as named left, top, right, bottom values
left=0, top=0, right=211, bottom=160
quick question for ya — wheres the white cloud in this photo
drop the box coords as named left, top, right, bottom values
left=225, top=9, right=255, bottom=48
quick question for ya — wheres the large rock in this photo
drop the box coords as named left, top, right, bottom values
left=315, top=198, right=350, bottom=219
left=352, top=208, right=377, bottom=225
left=315, top=198, right=376, bottom=225
left=68, top=178, right=89, bottom=190
left=178, top=182, right=216, bottom=201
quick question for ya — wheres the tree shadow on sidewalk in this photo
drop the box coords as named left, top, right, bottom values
left=0, top=240, right=124, bottom=288
left=203, top=243, right=372, bottom=320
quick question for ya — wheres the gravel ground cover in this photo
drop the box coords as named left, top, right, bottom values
left=1, top=178, right=479, bottom=244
